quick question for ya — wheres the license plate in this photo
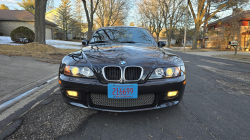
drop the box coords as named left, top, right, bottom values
left=108, top=84, right=138, bottom=99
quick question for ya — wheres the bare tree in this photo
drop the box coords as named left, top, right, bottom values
left=137, top=0, right=185, bottom=43
left=187, top=0, right=250, bottom=49
left=160, top=0, right=185, bottom=47
left=35, top=0, right=47, bottom=44
left=137, top=0, right=154, bottom=33
left=137, top=0, right=164, bottom=42
left=95, top=0, right=130, bottom=27
left=82, top=0, right=99, bottom=40
left=175, top=8, right=193, bottom=46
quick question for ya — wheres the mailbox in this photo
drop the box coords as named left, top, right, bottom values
left=229, top=41, right=238, bottom=46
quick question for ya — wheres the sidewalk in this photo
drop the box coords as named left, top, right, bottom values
left=183, top=50, right=250, bottom=57
left=167, top=47, right=250, bottom=63
left=0, top=55, right=59, bottom=105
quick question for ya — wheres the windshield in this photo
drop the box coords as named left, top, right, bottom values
left=89, top=27, right=155, bottom=45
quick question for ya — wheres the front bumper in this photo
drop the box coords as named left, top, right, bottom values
left=67, top=101, right=180, bottom=112
left=59, top=74, right=186, bottom=112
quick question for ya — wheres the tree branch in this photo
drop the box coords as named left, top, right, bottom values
left=188, top=0, right=197, bottom=21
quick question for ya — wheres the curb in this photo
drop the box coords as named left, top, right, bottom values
left=0, top=77, right=58, bottom=113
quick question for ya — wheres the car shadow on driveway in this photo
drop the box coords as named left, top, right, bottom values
left=5, top=90, right=212, bottom=140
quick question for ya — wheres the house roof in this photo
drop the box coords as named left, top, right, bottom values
left=208, top=10, right=250, bottom=26
left=0, top=10, right=57, bottom=27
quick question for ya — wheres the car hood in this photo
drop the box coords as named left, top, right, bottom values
left=64, top=43, right=184, bottom=82
left=73, top=43, right=179, bottom=66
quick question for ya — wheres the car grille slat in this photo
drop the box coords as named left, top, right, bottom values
left=90, top=93, right=155, bottom=107
left=104, top=67, right=121, bottom=80
left=125, top=67, right=142, bottom=80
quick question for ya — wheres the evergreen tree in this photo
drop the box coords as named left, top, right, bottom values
left=74, top=0, right=85, bottom=39
left=0, top=4, right=9, bottom=10
left=16, top=0, right=35, bottom=14
left=56, top=0, right=72, bottom=40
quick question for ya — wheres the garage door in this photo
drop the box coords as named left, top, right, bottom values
left=46, top=28, right=52, bottom=40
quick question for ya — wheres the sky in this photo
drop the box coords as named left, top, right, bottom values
left=0, top=0, right=21, bottom=9
left=0, top=0, right=60, bottom=10
left=0, top=0, right=134, bottom=25
left=1, top=0, right=248, bottom=26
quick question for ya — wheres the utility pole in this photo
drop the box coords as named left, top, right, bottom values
left=183, top=0, right=188, bottom=51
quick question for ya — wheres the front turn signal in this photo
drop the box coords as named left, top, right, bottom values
left=183, top=80, right=186, bottom=85
left=64, top=66, right=71, bottom=75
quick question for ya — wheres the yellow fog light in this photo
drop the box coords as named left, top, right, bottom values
left=166, top=68, right=174, bottom=77
left=167, top=91, right=178, bottom=97
left=71, top=67, right=79, bottom=75
left=67, top=90, right=78, bottom=98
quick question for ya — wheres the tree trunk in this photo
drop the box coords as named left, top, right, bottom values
left=65, top=22, right=68, bottom=40
left=201, top=22, right=207, bottom=48
left=87, top=24, right=93, bottom=40
left=65, top=30, right=67, bottom=40
left=34, top=0, right=39, bottom=43
left=156, top=33, right=159, bottom=42
left=82, top=0, right=99, bottom=41
left=167, top=29, right=172, bottom=48
left=167, top=36, right=171, bottom=48
left=35, top=0, right=47, bottom=44
left=191, top=23, right=200, bottom=50
left=202, top=3, right=210, bottom=48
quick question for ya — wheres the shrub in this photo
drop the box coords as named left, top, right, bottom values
left=10, top=26, right=35, bottom=43
left=0, top=32, right=3, bottom=36
left=55, top=31, right=65, bottom=40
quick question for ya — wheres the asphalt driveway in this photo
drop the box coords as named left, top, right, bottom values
left=2, top=52, right=250, bottom=140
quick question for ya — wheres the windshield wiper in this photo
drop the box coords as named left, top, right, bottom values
left=119, top=41, right=136, bottom=43
left=89, top=41, right=109, bottom=44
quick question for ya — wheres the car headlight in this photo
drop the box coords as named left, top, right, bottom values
left=64, top=66, right=96, bottom=78
left=149, top=66, right=181, bottom=79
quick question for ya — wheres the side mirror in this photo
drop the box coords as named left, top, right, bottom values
left=82, top=40, right=89, bottom=46
left=158, top=41, right=166, bottom=47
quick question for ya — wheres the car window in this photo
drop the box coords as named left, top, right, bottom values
left=90, top=27, right=155, bottom=45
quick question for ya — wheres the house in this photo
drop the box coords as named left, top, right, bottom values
left=0, top=10, right=57, bottom=40
left=45, top=9, right=88, bottom=40
left=206, top=9, right=250, bottom=51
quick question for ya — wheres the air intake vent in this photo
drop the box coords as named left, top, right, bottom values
left=90, top=93, right=155, bottom=107
left=125, top=67, right=142, bottom=80
left=103, top=66, right=121, bottom=80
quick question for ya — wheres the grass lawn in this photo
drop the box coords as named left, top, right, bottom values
left=0, top=43, right=78, bottom=64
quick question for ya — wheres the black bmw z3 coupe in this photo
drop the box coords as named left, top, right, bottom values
left=58, top=26, right=186, bottom=112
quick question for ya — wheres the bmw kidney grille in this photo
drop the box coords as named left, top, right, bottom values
left=103, top=66, right=143, bottom=81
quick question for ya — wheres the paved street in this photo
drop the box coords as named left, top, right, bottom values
left=1, top=52, right=250, bottom=140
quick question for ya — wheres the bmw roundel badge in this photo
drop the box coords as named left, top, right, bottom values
left=120, top=61, right=127, bottom=66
